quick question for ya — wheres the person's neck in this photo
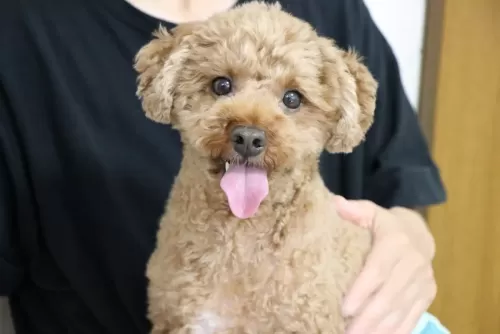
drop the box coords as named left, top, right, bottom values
left=126, top=0, right=239, bottom=23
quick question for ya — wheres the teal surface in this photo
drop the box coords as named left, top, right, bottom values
left=412, top=312, right=450, bottom=334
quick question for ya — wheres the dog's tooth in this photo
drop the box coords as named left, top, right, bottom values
left=225, top=162, right=229, bottom=172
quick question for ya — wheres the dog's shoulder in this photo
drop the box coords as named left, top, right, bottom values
left=305, top=188, right=372, bottom=257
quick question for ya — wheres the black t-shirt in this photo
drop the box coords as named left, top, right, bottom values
left=0, top=0, right=446, bottom=333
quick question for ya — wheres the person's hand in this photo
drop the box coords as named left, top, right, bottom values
left=334, top=196, right=437, bottom=334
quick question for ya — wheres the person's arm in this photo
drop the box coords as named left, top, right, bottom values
left=0, top=86, right=25, bottom=296
left=336, top=0, right=446, bottom=209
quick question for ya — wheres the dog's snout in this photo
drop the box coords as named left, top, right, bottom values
left=231, top=126, right=266, bottom=158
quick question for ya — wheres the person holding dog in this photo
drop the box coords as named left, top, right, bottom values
left=0, top=0, right=446, bottom=333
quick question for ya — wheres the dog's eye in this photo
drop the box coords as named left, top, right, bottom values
left=211, top=77, right=232, bottom=96
left=282, top=90, right=302, bottom=110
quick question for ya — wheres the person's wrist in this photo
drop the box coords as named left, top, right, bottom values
left=389, top=206, right=436, bottom=260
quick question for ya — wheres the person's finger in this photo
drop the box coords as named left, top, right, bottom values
left=370, top=273, right=426, bottom=334
left=393, top=298, right=431, bottom=334
left=395, top=273, right=437, bottom=334
left=346, top=293, right=400, bottom=334
left=334, top=196, right=378, bottom=229
left=370, top=309, right=404, bottom=334
left=342, top=235, right=401, bottom=316
left=369, top=250, right=427, bottom=312
left=347, top=253, right=424, bottom=333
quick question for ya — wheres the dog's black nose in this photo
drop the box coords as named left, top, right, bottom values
left=231, top=126, right=266, bottom=158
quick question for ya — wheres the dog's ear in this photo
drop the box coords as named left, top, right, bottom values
left=134, top=24, right=194, bottom=124
left=318, top=38, right=378, bottom=153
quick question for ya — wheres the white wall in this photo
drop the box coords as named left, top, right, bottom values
left=364, top=0, right=427, bottom=110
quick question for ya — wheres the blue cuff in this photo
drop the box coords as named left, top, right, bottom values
left=412, top=312, right=450, bottom=334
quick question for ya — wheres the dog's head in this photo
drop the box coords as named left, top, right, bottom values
left=135, top=2, right=377, bottom=218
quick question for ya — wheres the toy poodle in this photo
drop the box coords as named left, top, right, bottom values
left=134, top=1, right=378, bottom=333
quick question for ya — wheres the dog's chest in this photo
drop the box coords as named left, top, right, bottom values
left=177, top=231, right=344, bottom=331
left=148, top=208, right=370, bottom=333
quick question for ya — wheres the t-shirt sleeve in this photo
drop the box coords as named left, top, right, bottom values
left=341, top=0, right=447, bottom=208
left=0, top=87, right=25, bottom=296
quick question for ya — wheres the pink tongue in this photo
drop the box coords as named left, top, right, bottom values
left=220, top=164, right=269, bottom=219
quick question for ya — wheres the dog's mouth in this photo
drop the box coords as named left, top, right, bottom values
left=219, top=160, right=269, bottom=220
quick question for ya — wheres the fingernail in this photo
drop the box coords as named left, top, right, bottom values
left=334, top=196, right=350, bottom=211
left=339, top=201, right=360, bottom=218
left=342, top=299, right=357, bottom=317
left=333, top=195, right=346, bottom=206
